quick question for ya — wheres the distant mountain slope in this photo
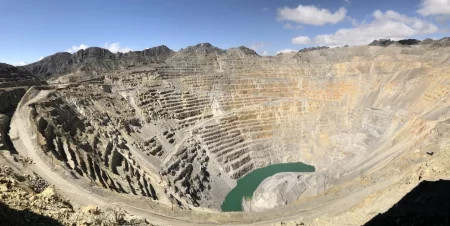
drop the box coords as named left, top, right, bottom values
left=0, top=63, right=44, bottom=88
left=21, top=45, right=174, bottom=80
left=21, top=43, right=264, bottom=82
left=18, top=37, right=450, bottom=82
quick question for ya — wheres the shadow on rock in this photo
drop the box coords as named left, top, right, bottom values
left=0, top=202, right=63, bottom=226
left=364, top=180, right=450, bottom=226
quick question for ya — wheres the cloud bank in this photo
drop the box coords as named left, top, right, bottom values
left=292, top=10, right=438, bottom=46
left=104, top=42, right=132, bottom=53
left=278, top=5, right=347, bottom=26
left=67, top=44, right=89, bottom=53
left=276, top=49, right=297, bottom=54
left=418, top=0, right=450, bottom=16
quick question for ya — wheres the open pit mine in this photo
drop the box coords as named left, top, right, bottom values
left=0, top=38, right=449, bottom=225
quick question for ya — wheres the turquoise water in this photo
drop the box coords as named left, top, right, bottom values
left=221, top=162, right=315, bottom=212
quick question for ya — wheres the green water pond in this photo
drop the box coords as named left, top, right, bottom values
left=221, top=162, right=315, bottom=212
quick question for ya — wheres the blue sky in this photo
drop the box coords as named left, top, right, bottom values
left=0, top=0, right=449, bottom=65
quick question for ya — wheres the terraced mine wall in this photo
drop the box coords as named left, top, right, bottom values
left=14, top=44, right=448, bottom=214
left=1, top=42, right=449, bottom=225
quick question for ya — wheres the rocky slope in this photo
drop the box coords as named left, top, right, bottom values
left=0, top=63, right=43, bottom=88
left=20, top=43, right=264, bottom=83
left=0, top=164, right=150, bottom=225
left=0, top=63, right=44, bottom=152
left=21, top=46, right=174, bottom=81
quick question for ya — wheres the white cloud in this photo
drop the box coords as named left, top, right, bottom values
left=418, top=0, right=450, bottom=16
left=104, top=42, right=132, bottom=53
left=0, top=59, right=27, bottom=66
left=276, top=49, right=297, bottom=54
left=12, top=62, right=27, bottom=66
left=292, top=36, right=312, bottom=45
left=297, top=10, right=438, bottom=46
left=39, top=57, right=44, bottom=60
left=261, top=50, right=269, bottom=56
left=277, top=5, right=347, bottom=26
left=66, top=44, right=89, bottom=53
left=344, top=0, right=351, bottom=4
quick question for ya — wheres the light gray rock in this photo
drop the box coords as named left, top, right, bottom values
left=244, top=172, right=326, bottom=212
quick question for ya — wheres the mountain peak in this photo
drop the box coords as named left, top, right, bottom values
left=225, top=46, right=259, bottom=57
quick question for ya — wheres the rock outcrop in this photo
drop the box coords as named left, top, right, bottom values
left=298, top=46, right=330, bottom=53
left=369, top=38, right=421, bottom=47
left=368, top=39, right=396, bottom=47
left=397, top=39, right=421, bottom=45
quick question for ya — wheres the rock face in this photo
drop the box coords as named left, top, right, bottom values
left=1, top=39, right=450, bottom=224
left=0, top=88, right=27, bottom=116
left=0, top=114, right=8, bottom=149
left=0, top=88, right=28, bottom=150
left=0, top=63, right=42, bottom=151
